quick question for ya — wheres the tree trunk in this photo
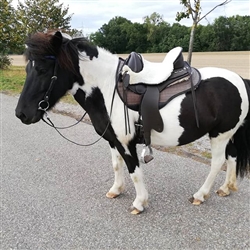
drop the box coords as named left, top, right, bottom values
left=187, top=22, right=197, bottom=65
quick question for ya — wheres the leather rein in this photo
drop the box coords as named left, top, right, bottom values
left=38, top=57, right=120, bottom=147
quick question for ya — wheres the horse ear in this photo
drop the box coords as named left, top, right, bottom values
left=75, top=40, right=98, bottom=60
left=50, top=31, right=63, bottom=54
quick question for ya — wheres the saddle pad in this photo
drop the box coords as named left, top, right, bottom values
left=117, top=67, right=201, bottom=112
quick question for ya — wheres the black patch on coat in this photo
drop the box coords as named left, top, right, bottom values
left=178, top=77, right=242, bottom=145
left=74, top=88, right=139, bottom=173
left=226, top=140, right=237, bottom=159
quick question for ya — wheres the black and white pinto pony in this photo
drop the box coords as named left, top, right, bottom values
left=15, top=31, right=250, bottom=214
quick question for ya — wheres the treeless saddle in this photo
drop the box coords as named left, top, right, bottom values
left=116, top=47, right=201, bottom=147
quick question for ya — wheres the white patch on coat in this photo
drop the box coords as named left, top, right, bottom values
left=151, top=94, right=185, bottom=146
left=107, top=148, right=125, bottom=195
left=79, top=49, right=118, bottom=98
left=130, top=166, right=148, bottom=211
left=218, top=155, right=237, bottom=195
left=78, top=48, right=139, bottom=144
left=193, top=133, right=230, bottom=202
left=68, top=82, right=80, bottom=95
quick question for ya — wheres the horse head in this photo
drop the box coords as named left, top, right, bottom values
left=15, top=31, right=98, bottom=124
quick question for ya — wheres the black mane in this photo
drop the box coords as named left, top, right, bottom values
left=24, top=31, right=98, bottom=74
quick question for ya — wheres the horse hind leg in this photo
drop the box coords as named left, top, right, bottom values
left=106, top=147, right=125, bottom=199
left=217, top=140, right=238, bottom=197
left=190, top=135, right=230, bottom=205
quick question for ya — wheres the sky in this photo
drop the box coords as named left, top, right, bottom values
left=12, top=0, right=250, bottom=36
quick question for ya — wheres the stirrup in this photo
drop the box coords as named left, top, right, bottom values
left=140, top=145, right=154, bottom=164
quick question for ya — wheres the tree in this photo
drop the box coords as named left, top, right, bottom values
left=90, top=16, right=133, bottom=53
left=228, top=15, right=250, bottom=51
left=125, top=22, right=149, bottom=53
left=212, top=16, right=232, bottom=51
left=0, top=0, right=23, bottom=68
left=194, top=24, right=216, bottom=51
left=161, top=23, right=189, bottom=52
left=176, top=0, right=231, bottom=64
left=89, top=13, right=250, bottom=54
left=16, top=0, right=72, bottom=36
left=143, top=12, right=171, bottom=52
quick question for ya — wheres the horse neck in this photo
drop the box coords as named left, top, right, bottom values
left=79, top=47, right=119, bottom=94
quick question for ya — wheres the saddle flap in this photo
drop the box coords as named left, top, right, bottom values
left=141, top=86, right=163, bottom=146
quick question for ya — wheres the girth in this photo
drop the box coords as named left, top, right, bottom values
left=116, top=53, right=201, bottom=146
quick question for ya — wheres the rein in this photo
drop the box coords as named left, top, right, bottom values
left=42, top=111, right=110, bottom=147
left=38, top=56, right=121, bottom=147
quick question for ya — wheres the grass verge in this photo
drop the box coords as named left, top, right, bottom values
left=0, top=66, right=77, bottom=104
left=0, top=66, right=26, bottom=94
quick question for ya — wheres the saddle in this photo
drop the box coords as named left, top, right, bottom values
left=117, top=47, right=201, bottom=147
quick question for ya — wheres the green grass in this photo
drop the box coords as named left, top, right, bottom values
left=0, top=66, right=77, bottom=104
left=201, top=151, right=212, bottom=159
left=0, top=66, right=26, bottom=94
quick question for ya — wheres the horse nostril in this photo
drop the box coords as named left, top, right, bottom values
left=16, top=110, right=27, bottom=121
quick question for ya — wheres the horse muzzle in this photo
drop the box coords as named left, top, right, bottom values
left=15, top=108, right=42, bottom=125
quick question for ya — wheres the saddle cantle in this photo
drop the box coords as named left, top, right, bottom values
left=116, top=47, right=201, bottom=146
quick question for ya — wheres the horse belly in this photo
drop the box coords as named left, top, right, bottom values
left=151, top=95, right=185, bottom=146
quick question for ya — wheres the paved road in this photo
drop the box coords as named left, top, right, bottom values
left=1, top=93, right=250, bottom=250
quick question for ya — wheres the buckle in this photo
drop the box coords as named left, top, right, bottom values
left=38, top=100, right=49, bottom=111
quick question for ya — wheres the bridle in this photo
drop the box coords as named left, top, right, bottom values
left=38, top=56, right=58, bottom=112
left=37, top=56, right=120, bottom=147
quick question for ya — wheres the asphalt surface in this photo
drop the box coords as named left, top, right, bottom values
left=1, top=93, right=250, bottom=250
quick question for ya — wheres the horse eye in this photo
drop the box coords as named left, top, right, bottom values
left=40, top=69, right=47, bottom=74
left=35, top=66, right=47, bottom=74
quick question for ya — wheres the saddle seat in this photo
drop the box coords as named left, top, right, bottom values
left=122, top=46, right=184, bottom=85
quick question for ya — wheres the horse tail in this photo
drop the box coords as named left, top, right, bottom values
left=233, top=79, right=250, bottom=178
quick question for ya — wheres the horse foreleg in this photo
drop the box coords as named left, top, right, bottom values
left=130, top=166, right=149, bottom=214
left=191, top=136, right=229, bottom=205
left=126, top=140, right=148, bottom=214
left=106, top=147, right=125, bottom=199
left=108, top=138, right=148, bottom=213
